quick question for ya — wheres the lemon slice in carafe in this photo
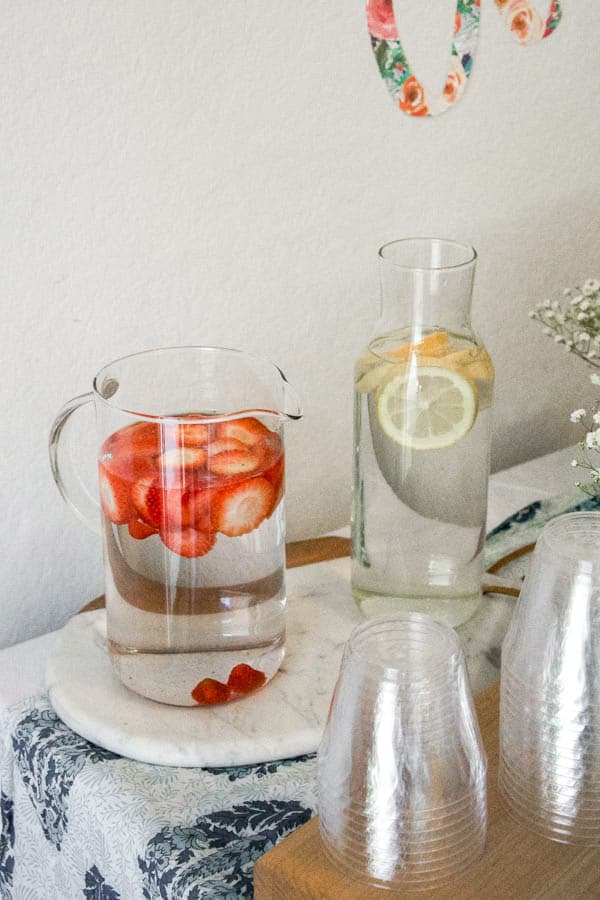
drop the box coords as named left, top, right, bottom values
left=376, top=365, right=477, bottom=450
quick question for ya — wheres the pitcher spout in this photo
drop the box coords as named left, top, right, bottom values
left=278, top=370, right=303, bottom=422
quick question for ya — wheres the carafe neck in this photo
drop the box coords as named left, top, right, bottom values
left=375, top=238, right=477, bottom=339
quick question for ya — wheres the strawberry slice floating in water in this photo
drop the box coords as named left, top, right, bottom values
left=160, top=446, right=207, bottom=471
left=264, top=454, right=285, bottom=507
left=207, top=444, right=262, bottom=478
left=216, top=416, right=272, bottom=447
left=131, top=476, right=164, bottom=529
left=212, top=477, right=275, bottom=537
left=99, top=463, right=132, bottom=525
left=184, top=489, right=213, bottom=532
left=163, top=484, right=214, bottom=532
left=127, top=517, right=156, bottom=540
left=103, top=421, right=162, bottom=460
left=176, top=417, right=213, bottom=447
left=160, top=526, right=216, bottom=558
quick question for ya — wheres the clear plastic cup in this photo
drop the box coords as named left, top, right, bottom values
left=499, top=512, right=600, bottom=845
left=317, top=613, right=486, bottom=891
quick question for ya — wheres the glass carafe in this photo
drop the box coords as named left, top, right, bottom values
left=50, top=346, right=301, bottom=706
left=352, top=239, right=494, bottom=627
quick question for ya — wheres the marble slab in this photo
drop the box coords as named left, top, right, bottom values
left=48, top=492, right=596, bottom=768
left=46, top=565, right=362, bottom=768
left=46, top=556, right=510, bottom=769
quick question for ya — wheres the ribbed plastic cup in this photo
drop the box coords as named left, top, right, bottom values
left=499, top=512, right=600, bottom=845
left=317, top=613, right=486, bottom=891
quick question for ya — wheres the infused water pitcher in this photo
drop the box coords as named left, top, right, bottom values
left=50, top=346, right=301, bottom=705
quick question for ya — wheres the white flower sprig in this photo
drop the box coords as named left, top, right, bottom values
left=529, top=279, right=600, bottom=368
left=570, top=373, right=600, bottom=498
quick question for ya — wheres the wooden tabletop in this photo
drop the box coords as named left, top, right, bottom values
left=253, top=679, right=600, bottom=899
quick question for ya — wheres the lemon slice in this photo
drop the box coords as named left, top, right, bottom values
left=376, top=365, right=477, bottom=450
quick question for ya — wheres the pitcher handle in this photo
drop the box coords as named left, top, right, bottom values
left=49, top=392, right=101, bottom=535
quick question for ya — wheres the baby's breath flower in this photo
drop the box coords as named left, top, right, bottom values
left=583, top=279, right=600, bottom=295
left=571, top=409, right=586, bottom=422
left=586, top=430, right=600, bottom=450
left=530, top=279, right=600, bottom=371
left=591, top=374, right=600, bottom=385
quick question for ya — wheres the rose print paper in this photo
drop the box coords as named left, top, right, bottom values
left=366, top=0, right=481, bottom=117
left=494, top=0, right=562, bottom=45
left=367, top=0, right=563, bottom=118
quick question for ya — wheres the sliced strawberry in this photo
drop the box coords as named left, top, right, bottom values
left=216, top=417, right=272, bottom=447
left=207, top=438, right=247, bottom=455
left=264, top=454, right=285, bottom=510
left=207, top=448, right=261, bottom=478
left=131, top=476, right=164, bottom=528
left=128, top=517, right=156, bottom=540
left=191, top=678, right=231, bottom=705
left=164, top=485, right=213, bottom=531
left=160, top=447, right=207, bottom=471
left=103, top=451, right=157, bottom=484
left=256, top=433, right=282, bottom=467
left=160, top=526, right=216, bottom=558
left=212, top=477, right=275, bottom=537
left=227, top=663, right=267, bottom=695
left=178, top=420, right=213, bottom=446
left=102, top=422, right=161, bottom=460
left=98, top=463, right=131, bottom=525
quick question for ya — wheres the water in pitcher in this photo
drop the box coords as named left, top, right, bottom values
left=352, top=328, right=494, bottom=626
left=98, top=415, right=286, bottom=706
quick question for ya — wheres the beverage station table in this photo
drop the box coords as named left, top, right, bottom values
left=1, top=446, right=598, bottom=899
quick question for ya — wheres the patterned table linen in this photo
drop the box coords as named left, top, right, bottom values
left=2, top=493, right=598, bottom=900
left=0, top=701, right=315, bottom=899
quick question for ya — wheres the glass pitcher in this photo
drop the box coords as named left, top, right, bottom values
left=50, top=346, right=302, bottom=706
left=352, top=239, right=494, bottom=627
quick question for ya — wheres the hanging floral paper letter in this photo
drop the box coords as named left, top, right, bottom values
left=366, top=0, right=481, bottom=117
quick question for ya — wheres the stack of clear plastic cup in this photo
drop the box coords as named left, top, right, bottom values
left=317, top=613, right=487, bottom=891
left=499, top=511, right=600, bottom=845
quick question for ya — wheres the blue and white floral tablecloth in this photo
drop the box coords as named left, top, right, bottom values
left=2, top=494, right=598, bottom=900
left=0, top=703, right=315, bottom=899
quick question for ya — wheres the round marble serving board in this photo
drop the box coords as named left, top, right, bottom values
left=47, top=593, right=361, bottom=769
left=47, top=491, right=600, bottom=769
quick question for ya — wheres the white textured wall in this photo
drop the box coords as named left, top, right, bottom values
left=2, top=1, right=599, bottom=648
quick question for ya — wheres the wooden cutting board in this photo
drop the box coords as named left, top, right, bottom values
left=254, top=679, right=600, bottom=899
